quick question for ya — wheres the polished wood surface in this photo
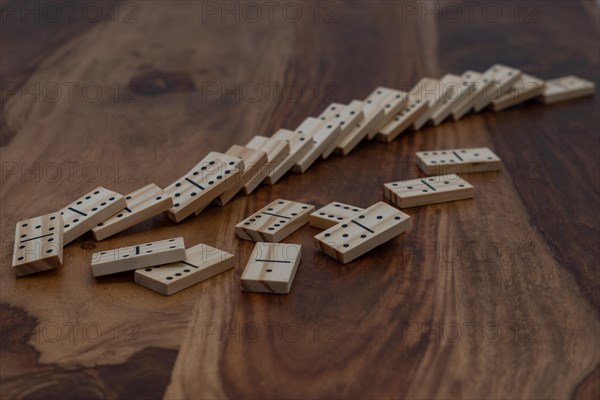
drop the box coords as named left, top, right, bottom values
left=1, top=1, right=598, bottom=398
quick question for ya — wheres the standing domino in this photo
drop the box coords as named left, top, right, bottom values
left=384, top=174, right=474, bottom=208
left=235, top=199, right=314, bottom=242
left=241, top=242, right=302, bottom=294
left=492, top=74, right=546, bottom=111
left=292, top=119, right=342, bottom=173
left=314, top=202, right=411, bottom=264
left=472, top=64, right=521, bottom=112
left=416, top=147, right=502, bottom=175
left=265, top=129, right=312, bottom=185
left=317, top=102, right=365, bottom=158
left=215, top=145, right=268, bottom=206
left=135, top=243, right=234, bottom=295
left=376, top=86, right=430, bottom=142
left=60, top=187, right=126, bottom=245
left=12, top=213, right=64, bottom=277
left=309, top=202, right=365, bottom=229
left=92, top=184, right=173, bottom=241
left=363, top=87, right=409, bottom=139
left=541, top=76, right=596, bottom=104
left=91, top=237, right=186, bottom=277
left=244, top=136, right=290, bottom=194
left=413, top=76, right=456, bottom=130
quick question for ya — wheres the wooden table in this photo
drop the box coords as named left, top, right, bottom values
left=1, top=1, right=598, bottom=398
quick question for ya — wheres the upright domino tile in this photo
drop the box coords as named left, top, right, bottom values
left=309, top=202, right=365, bottom=230
left=431, top=70, right=483, bottom=126
left=416, top=147, right=502, bottom=175
left=243, top=135, right=290, bottom=194
left=240, top=242, right=302, bottom=294
left=413, top=77, right=457, bottom=130
left=376, top=88, right=430, bottom=142
left=317, top=101, right=365, bottom=158
left=335, top=100, right=384, bottom=155
left=492, top=74, right=546, bottom=111
left=135, top=243, right=234, bottom=295
left=91, top=184, right=173, bottom=241
left=472, top=64, right=521, bottom=112
left=215, top=145, right=268, bottom=206
left=91, top=237, right=186, bottom=277
left=363, top=87, right=409, bottom=139
left=264, top=129, right=312, bottom=185
left=12, top=213, right=64, bottom=277
left=163, top=152, right=243, bottom=222
left=541, top=76, right=596, bottom=104
left=314, top=202, right=411, bottom=264
left=292, top=119, right=342, bottom=173
left=235, top=199, right=315, bottom=242
left=61, top=187, right=126, bottom=245
left=384, top=174, right=474, bottom=208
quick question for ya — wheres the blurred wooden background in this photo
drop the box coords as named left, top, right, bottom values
left=1, top=0, right=598, bottom=398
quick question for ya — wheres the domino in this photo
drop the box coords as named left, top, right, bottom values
left=240, top=242, right=301, bottom=294
left=91, top=237, right=186, bottom=277
left=335, top=100, right=384, bottom=155
left=448, top=70, right=487, bottom=121
left=215, top=145, right=268, bottom=206
left=492, top=74, right=546, bottom=111
left=472, top=64, right=521, bottom=112
left=134, top=243, right=234, bottom=295
left=314, top=202, right=411, bottom=264
left=292, top=119, right=342, bottom=173
left=427, top=71, right=482, bottom=124
left=91, top=184, right=173, bottom=241
left=317, top=101, right=365, bottom=158
left=61, top=187, right=126, bottom=245
left=384, top=174, right=474, bottom=208
left=309, top=202, right=365, bottom=230
left=235, top=199, right=315, bottom=242
left=264, top=129, right=312, bottom=185
left=363, top=87, right=409, bottom=139
left=416, top=147, right=502, bottom=175
left=163, top=152, right=243, bottom=222
left=376, top=90, right=430, bottom=142
left=541, top=76, right=596, bottom=104
left=243, top=135, right=290, bottom=194
left=413, top=75, right=460, bottom=129
left=12, top=213, right=64, bottom=277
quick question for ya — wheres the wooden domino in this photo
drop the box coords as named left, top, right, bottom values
left=384, top=174, right=474, bottom=208
left=376, top=89, right=430, bottom=142
left=91, top=237, right=186, bottom=277
left=292, top=119, right=342, bottom=173
left=265, top=129, right=312, bottom=185
left=492, top=74, right=546, bottom=111
left=309, top=202, right=365, bottom=229
left=317, top=101, right=365, bottom=158
left=163, top=152, right=243, bottom=222
left=91, top=184, right=173, bottom=241
left=134, top=243, right=234, bottom=295
left=472, top=64, right=521, bottom=112
left=243, top=135, right=290, bottom=194
left=314, top=202, right=411, bottom=264
left=363, top=87, right=408, bottom=139
left=61, top=187, right=126, bottom=245
left=414, top=75, right=461, bottom=129
left=335, top=100, right=384, bottom=155
left=240, top=242, right=301, bottom=294
left=416, top=147, right=502, bottom=175
left=541, top=76, right=596, bottom=104
left=12, top=213, right=63, bottom=277
left=429, top=70, right=481, bottom=123
left=215, top=145, right=268, bottom=206
left=235, top=199, right=315, bottom=242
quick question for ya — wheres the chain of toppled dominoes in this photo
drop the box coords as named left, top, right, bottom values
left=11, top=65, right=595, bottom=295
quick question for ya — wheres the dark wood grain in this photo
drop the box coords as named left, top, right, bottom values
left=1, top=1, right=598, bottom=399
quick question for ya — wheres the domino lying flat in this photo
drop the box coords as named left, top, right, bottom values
left=309, top=202, right=365, bottom=230
left=91, top=237, right=186, bottom=277
left=244, top=135, right=290, bottom=195
left=135, top=243, right=234, bottom=295
left=492, top=74, right=546, bottom=112
left=12, top=212, right=64, bottom=277
left=292, top=118, right=342, bottom=173
left=61, top=187, right=126, bottom=245
left=384, top=174, right=474, bottom=208
left=317, top=101, right=365, bottom=158
left=541, top=76, right=596, bottom=104
left=241, top=242, right=301, bottom=294
left=314, top=202, right=411, bottom=264
left=235, top=199, right=315, bottom=242
left=416, top=147, right=502, bottom=175
left=215, top=145, right=268, bottom=206
left=265, top=129, right=312, bottom=185
left=163, top=152, right=243, bottom=222
left=92, top=184, right=173, bottom=241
